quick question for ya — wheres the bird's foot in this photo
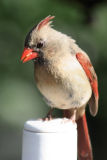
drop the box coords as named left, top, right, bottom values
left=43, top=115, right=53, bottom=121
left=63, top=109, right=76, bottom=123
left=43, top=108, right=54, bottom=121
left=70, top=110, right=76, bottom=123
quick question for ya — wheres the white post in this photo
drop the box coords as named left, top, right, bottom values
left=22, top=118, right=77, bottom=160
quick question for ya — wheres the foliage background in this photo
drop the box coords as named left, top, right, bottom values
left=0, top=0, right=107, bottom=159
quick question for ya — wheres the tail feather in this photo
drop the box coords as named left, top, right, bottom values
left=77, top=114, right=93, bottom=160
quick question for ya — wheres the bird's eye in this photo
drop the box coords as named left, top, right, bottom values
left=37, top=42, right=44, bottom=48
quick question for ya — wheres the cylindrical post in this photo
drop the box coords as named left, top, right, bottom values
left=22, top=118, right=77, bottom=160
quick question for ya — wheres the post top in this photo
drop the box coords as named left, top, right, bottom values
left=24, top=118, right=77, bottom=133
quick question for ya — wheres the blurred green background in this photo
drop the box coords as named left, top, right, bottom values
left=0, top=0, right=107, bottom=159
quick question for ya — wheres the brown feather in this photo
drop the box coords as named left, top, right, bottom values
left=76, top=53, right=99, bottom=116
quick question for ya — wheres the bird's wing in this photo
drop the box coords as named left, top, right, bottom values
left=76, top=52, right=99, bottom=116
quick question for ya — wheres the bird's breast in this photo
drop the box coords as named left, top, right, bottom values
left=34, top=55, right=92, bottom=109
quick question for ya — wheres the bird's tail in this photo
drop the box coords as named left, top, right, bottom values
left=77, top=114, right=93, bottom=160
left=63, top=110, right=93, bottom=160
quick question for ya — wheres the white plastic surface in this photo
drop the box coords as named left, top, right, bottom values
left=22, top=118, right=77, bottom=160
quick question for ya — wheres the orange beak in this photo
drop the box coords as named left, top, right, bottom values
left=21, top=48, right=39, bottom=63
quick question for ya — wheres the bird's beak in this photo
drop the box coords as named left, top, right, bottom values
left=21, top=48, right=39, bottom=63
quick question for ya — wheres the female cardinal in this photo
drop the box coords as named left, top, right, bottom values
left=21, top=16, right=99, bottom=160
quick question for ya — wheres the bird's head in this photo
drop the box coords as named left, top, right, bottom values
left=21, top=15, right=64, bottom=63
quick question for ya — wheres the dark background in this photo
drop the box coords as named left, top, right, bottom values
left=0, top=0, right=107, bottom=159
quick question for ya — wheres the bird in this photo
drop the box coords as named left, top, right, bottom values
left=21, top=15, right=99, bottom=160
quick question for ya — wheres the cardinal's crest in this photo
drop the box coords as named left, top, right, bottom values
left=36, top=15, right=55, bottom=30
